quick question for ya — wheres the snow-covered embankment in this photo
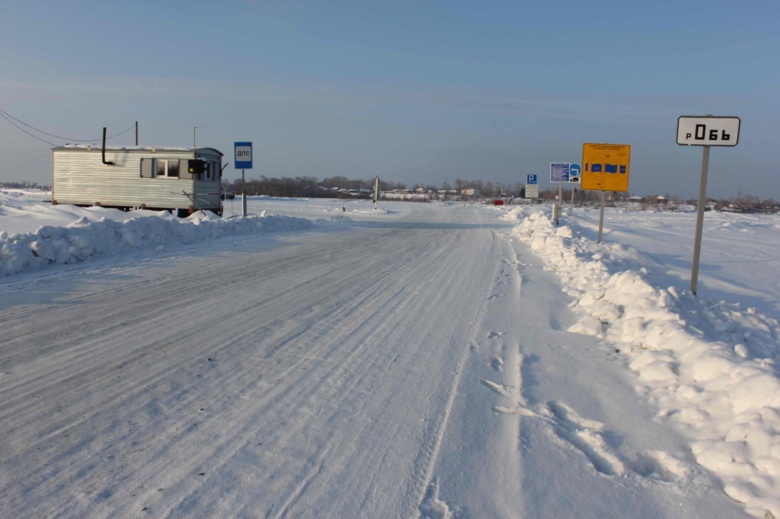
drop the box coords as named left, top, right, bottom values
left=508, top=207, right=780, bottom=519
left=0, top=210, right=344, bottom=277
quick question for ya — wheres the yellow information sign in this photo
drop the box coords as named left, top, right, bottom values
left=581, top=143, right=631, bottom=192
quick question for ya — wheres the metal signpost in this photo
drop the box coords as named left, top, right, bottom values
left=235, top=142, right=253, bottom=216
left=676, top=115, right=741, bottom=295
left=581, top=143, right=631, bottom=243
left=550, top=163, right=570, bottom=225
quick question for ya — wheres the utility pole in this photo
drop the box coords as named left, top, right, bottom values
left=193, top=126, right=210, bottom=159
left=373, top=176, right=379, bottom=209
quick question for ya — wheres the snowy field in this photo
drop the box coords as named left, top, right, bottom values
left=1, top=189, right=779, bottom=518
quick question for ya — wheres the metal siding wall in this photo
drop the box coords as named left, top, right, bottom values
left=192, top=179, right=223, bottom=209
left=52, top=149, right=221, bottom=211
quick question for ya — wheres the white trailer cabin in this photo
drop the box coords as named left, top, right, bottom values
left=52, top=145, right=224, bottom=217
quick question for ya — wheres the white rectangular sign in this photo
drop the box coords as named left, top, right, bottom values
left=235, top=141, right=253, bottom=169
left=525, top=184, right=539, bottom=199
left=550, top=162, right=570, bottom=183
left=677, top=116, right=740, bottom=147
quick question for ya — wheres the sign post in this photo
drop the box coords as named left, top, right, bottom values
left=550, top=163, right=570, bottom=225
left=569, top=163, right=581, bottom=213
left=235, top=142, right=253, bottom=217
left=581, top=143, right=631, bottom=243
left=676, top=115, right=740, bottom=295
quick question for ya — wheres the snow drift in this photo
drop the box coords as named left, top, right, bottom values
left=0, top=209, right=348, bottom=277
left=508, top=207, right=780, bottom=518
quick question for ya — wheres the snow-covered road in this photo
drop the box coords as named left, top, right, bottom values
left=0, top=201, right=751, bottom=517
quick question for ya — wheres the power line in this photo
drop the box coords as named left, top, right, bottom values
left=0, top=153, right=49, bottom=175
left=0, top=111, right=58, bottom=146
left=0, top=108, right=135, bottom=144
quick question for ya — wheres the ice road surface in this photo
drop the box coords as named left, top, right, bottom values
left=2, top=190, right=778, bottom=518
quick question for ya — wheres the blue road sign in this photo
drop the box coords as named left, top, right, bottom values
left=235, top=142, right=253, bottom=169
left=527, top=174, right=538, bottom=185
left=569, top=163, right=581, bottom=183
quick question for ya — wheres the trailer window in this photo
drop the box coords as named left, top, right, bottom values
left=155, top=159, right=179, bottom=178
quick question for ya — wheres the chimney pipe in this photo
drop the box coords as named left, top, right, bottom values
left=102, top=127, right=114, bottom=165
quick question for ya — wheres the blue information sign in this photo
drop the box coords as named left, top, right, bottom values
left=235, top=142, right=253, bottom=169
left=550, top=162, right=570, bottom=183
left=527, top=174, right=538, bottom=185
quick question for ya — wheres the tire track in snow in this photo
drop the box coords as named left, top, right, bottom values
left=412, top=336, right=476, bottom=517
left=487, top=235, right=709, bottom=510
left=252, top=232, right=478, bottom=518
left=3, top=227, right=451, bottom=517
left=416, top=232, right=522, bottom=517
left=1, top=206, right=513, bottom=518
left=144, top=232, right=472, bottom=517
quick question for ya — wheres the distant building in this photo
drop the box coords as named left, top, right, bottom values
left=627, top=196, right=643, bottom=209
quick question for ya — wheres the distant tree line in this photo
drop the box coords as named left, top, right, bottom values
left=222, top=176, right=529, bottom=199
left=223, top=175, right=406, bottom=199
left=0, top=181, right=50, bottom=190
left=220, top=175, right=779, bottom=212
left=624, top=193, right=777, bottom=213
left=5, top=176, right=771, bottom=213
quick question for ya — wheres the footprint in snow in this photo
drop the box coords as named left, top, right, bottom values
left=546, top=401, right=624, bottom=476
left=481, top=379, right=514, bottom=396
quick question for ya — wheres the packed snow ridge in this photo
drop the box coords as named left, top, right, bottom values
left=0, top=209, right=347, bottom=277
left=507, top=207, right=780, bottom=518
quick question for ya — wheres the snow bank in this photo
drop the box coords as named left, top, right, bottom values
left=508, top=207, right=780, bottom=518
left=0, top=209, right=343, bottom=277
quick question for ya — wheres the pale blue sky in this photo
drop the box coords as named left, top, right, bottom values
left=1, top=0, right=778, bottom=199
